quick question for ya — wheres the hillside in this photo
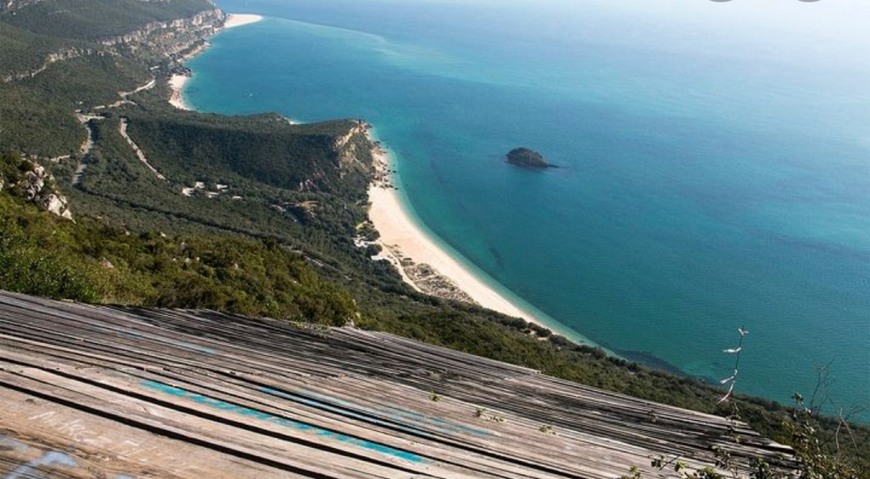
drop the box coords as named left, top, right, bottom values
left=0, top=1, right=867, bottom=476
left=0, top=0, right=223, bottom=155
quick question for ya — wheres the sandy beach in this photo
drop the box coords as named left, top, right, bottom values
left=168, top=74, right=191, bottom=110
left=367, top=145, right=581, bottom=341
left=224, top=13, right=264, bottom=29
left=167, top=14, right=264, bottom=110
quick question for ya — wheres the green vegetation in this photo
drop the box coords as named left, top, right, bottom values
left=619, top=397, right=864, bottom=478
left=124, top=111, right=371, bottom=193
left=0, top=165, right=355, bottom=324
left=1, top=0, right=216, bottom=41
left=0, top=2, right=867, bottom=476
left=1, top=53, right=149, bottom=155
left=0, top=21, right=85, bottom=76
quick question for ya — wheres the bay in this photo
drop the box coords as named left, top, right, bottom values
left=186, top=0, right=870, bottom=418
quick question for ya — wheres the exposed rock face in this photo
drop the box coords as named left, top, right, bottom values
left=333, top=121, right=374, bottom=178
left=40, top=192, right=72, bottom=220
left=2, top=1, right=225, bottom=83
left=19, top=167, right=45, bottom=200
left=9, top=161, right=74, bottom=220
left=99, top=8, right=226, bottom=61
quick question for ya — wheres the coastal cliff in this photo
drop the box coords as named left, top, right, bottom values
left=3, top=0, right=378, bottom=232
left=1, top=0, right=225, bottom=84
left=98, top=8, right=225, bottom=62
left=334, top=120, right=377, bottom=178
left=1, top=47, right=98, bottom=83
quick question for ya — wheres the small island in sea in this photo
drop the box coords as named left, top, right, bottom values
left=506, top=147, right=556, bottom=168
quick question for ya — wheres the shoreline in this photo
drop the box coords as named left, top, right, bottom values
left=366, top=136, right=587, bottom=343
left=224, top=13, right=264, bottom=29
left=166, top=11, right=588, bottom=345
left=167, top=13, right=264, bottom=111
left=168, top=74, right=191, bottom=110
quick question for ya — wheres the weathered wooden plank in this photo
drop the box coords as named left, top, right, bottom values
left=0, top=387, right=301, bottom=479
left=0, top=367, right=433, bottom=479
left=0, top=291, right=796, bottom=478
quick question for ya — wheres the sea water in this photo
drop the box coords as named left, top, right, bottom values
left=186, top=0, right=870, bottom=417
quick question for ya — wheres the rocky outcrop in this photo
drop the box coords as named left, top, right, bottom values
left=4, top=159, right=74, bottom=220
left=18, top=167, right=45, bottom=200
left=333, top=121, right=375, bottom=178
left=40, top=191, right=72, bottom=219
left=99, top=8, right=226, bottom=61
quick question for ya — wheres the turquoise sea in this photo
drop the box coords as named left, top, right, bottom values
left=186, top=0, right=869, bottom=417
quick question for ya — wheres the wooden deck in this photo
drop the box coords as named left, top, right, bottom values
left=0, top=291, right=795, bottom=478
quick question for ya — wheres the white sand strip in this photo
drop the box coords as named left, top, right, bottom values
left=168, top=74, right=191, bottom=110
left=369, top=186, right=531, bottom=320
left=225, top=13, right=264, bottom=29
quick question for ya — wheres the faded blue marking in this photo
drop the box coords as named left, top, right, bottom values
left=5, top=451, right=77, bottom=479
left=297, top=389, right=491, bottom=438
left=141, top=380, right=423, bottom=463
left=0, top=435, right=30, bottom=453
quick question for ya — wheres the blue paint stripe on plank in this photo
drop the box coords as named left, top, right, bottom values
left=140, top=380, right=424, bottom=464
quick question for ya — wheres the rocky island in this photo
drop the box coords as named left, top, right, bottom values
left=506, top=147, right=555, bottom=168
